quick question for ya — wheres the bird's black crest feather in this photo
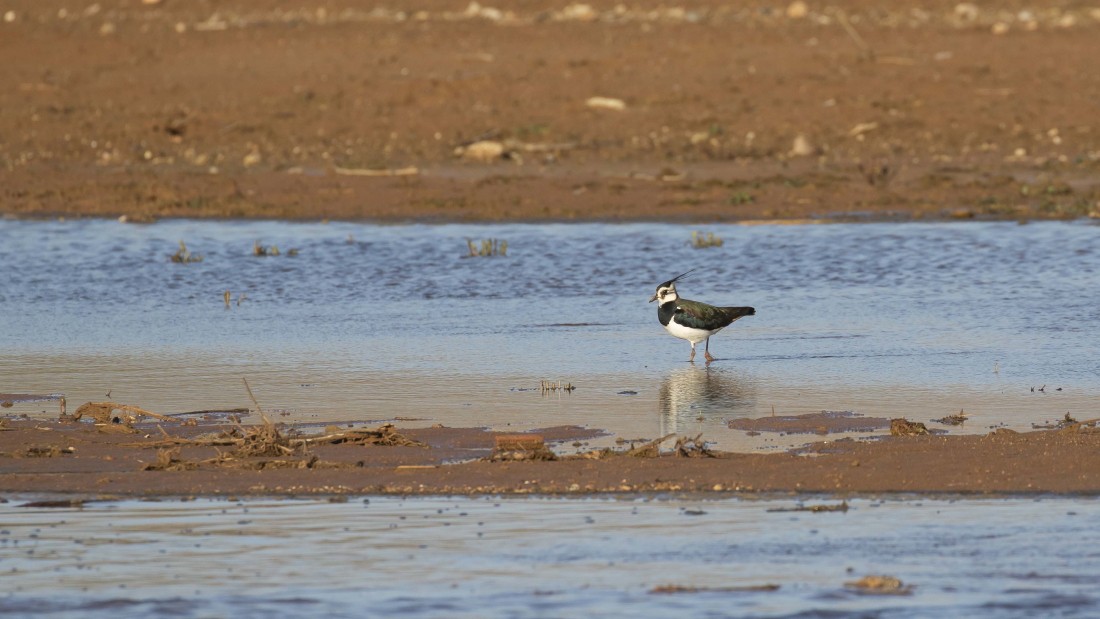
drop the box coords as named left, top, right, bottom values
left=657, top=268, right=698, bottom=289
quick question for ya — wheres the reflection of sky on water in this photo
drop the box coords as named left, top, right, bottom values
left=1, top=219, right=1098, bottom=449
left=2, top=496, right=1099, bottom=618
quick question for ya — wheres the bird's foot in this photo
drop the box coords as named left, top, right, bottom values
left=704, top=351, right=716, bottom=363
left=688, top=349, right=696, bottom=363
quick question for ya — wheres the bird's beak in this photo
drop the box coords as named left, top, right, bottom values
left=648, top=293, right=658, bottom=303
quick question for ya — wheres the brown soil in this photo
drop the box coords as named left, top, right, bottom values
left=2, top=417, right=1099, bottom=497
left=4, top=0, right=1100, bottom=222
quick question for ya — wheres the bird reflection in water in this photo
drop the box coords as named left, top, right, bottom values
left=658, top=366, right=757, bottom=436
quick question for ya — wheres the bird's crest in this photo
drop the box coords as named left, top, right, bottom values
left=657, top=268, right=698, bottom=290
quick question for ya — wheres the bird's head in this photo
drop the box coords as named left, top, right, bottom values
left=649, top=269, right=695, bottom=304
left=649, top=281, right=678, bottom=304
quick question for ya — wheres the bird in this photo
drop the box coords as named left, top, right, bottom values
left=649, top=270, right=755, bottom=363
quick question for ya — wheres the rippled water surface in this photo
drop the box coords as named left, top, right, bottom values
left=1, top=496, right=1098, bottom=618
left=2, top=219, right=1099, bottom=449
left=4, top=219, right=1100, bottom=617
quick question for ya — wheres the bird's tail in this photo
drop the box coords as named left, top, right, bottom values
left=722, top=306, right=755, bottom=321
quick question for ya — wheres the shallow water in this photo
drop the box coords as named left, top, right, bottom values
left=2, top=219, right=1099, bottom=449
left=1, top=495, right=1097, bottom=618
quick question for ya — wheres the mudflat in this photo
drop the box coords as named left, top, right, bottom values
left=3, top=0, right=1099, bottom=223
left=2, top=414, right=1099, bottom=497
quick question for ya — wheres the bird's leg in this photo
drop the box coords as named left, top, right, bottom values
left=688, top=342, right=696, bottom=363
left=704, top=337, right=715, bottom=363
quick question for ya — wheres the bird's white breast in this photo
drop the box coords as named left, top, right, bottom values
left=663, top=316, right=721, bottom=343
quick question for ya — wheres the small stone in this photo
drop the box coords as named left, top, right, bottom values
left=991, top=22, right=1009, bottom=35
left=849, top=121, right=879, bottom=137
left=99, top=22, right=116, bottom=35
left=789, top=134, right=814, bottom=157
left=954, top=3, right=979, bottom=21
left=458, top=140, right=505, bottom=162
left=585, top=96, right=626, bottom=111
left=4, top=10, right=16, bottom=22
left=559, top=3, right=598, bottom=21
left=786, top=1, right=808, bottom=19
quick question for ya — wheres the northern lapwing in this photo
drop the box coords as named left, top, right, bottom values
left=649, top=270, right=755, bottom=363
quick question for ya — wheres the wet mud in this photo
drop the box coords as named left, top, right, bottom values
left=728, top=410, right=890, bottom=435
left=2, top=413, right=1099, bottom=497
left=3, top=0, right=1100, bottom=223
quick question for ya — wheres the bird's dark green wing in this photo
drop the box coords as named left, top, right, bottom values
left=675, top=298, right=755, bottom=330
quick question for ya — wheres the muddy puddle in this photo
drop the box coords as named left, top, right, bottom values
left=1, top=495, right=1097, bottom=618
left=2, top=219, right=1099, bottom=451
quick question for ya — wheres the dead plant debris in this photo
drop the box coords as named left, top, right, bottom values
left=626, top=434, right=675, bottom=457
left=71, top=401, right=178, bottom=425
left=674, top=434, right=717, bottom=458
left=690, top=230, right=724, bottom=248
left=1035, top=414, right=1100, bottom=434
left=933, top=410, right=969, bottom=426
left=1032, top=412, right=1083, bottom=430
left=489, top=434, right=557, bottom=462
left=465, top=238, right=507, bottom=257
left=252, top=240, right=280, bottom=256
left=236, top=419, right=300, bottom=457
left=539, top=380, right=575, bottom=394
left=134, top=422, right=426, bottom=473
left=844, top=575, right=914, bottom=595
left=298, top=424, right=427, bottom=448
left=622, top=433, right=716, bottom=458
left=170, top=240, right=203, bottom=263
left=890, top=418, right=930, bottom=436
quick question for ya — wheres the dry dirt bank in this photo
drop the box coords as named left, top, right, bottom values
left=3, top=1, right=1100, bottom=222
